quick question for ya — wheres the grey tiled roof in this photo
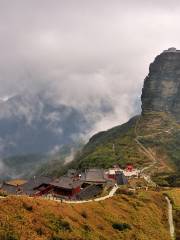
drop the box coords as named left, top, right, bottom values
left=77, top=184, right=103, bottom=200
left=50, top=176, right=83, bottom=190
left=81, top=169, right=107, bottom=183
left=1, top=184, right=18, bottom=194
left=22, top=176, right=53, bottom=194
left=1, top=176, right=53, bottom=195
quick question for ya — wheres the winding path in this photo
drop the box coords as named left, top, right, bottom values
left=0, top=185, right=119, bottom=204
left=165, top=196, right=175, bottom=239
left=134, top=117, right=157, bottom=173
left=53, top=185, right=119, bottom=204
left=135, top=117, right=175, bottom=239
left=134, top=116, right=174, bottom=178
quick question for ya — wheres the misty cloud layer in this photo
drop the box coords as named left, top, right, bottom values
left=1, top=0, right=180, bottom=134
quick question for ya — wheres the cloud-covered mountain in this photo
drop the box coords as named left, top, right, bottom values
left=0, top=93, right=92, bottom=159
left=67, top=49, right=180, bottom=186
left=0, top=91, right=118, bottom=178
left=2, top=1, right=180, bottom=178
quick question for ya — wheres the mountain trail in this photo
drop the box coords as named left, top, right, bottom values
left=165, top=196, right=175, bottom=239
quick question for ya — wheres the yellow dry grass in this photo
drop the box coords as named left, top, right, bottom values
left=165, top=188, right=180, bottom=209
left=164, top=188, right=180, bottom=239
left=0, top=191, right=171, bottom=240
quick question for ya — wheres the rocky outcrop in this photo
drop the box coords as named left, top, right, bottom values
left=63, top=49, right=180, bottom=183
left=141, top=48, right=180, bottom=121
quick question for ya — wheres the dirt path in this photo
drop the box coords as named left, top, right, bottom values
left=134, top=117, right=157, bottom=171
left=135, top=118, right=175, bottom=238
left=165, top=196, right=175, bottom=239
left=134, top=116, right=175, bottom=187
left=134, top=116, right=174, bottom=175
left=54, top=185, right=119, bottom=204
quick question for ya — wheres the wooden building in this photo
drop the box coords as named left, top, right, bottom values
left=34, top=176, right=83, bottom=199
left=1, top=177, right=53, bottom=196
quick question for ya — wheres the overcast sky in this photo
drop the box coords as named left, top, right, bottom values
left=0, top=0, right=180, bottom=133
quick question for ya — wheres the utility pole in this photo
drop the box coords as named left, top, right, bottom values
left=112, top=143, right=115, bottom=153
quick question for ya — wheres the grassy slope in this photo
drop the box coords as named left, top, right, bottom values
left=67, top=112, right=180, bottom=186
left=136, top=112, right=180, bottom=170
left=0, top=191, right=171, bottom=240
left=35, top=145, right=74, bottom=177
left=138, top=112, right=180, bottom=186
left=68, top=116, right=150, bottom=170
left=165, top=188, right=180, bottom=239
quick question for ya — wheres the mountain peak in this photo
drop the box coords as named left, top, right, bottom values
left=141, top=48, right=180, bottom=121
left=163, top=47, right=178, bottom=53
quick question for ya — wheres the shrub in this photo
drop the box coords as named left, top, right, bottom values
left=36, top=227, right=43, bottom=236
left=0, top=231, right=20, bottom=240
left=116, top=188, right=134, bottom=196
left=50, top=218, right=71, bottom=232
left=97, top=224, right=104, bottom=230
left=80, top=210, right=88, bottom=218
left=59, top=220, right=71, bottom=231
left=0, top=191, right=7, bottom=197
left=15, top=215, right=23, bottom=221
left=82, top=224, right=91, bottom=232
left=50, top=236, right=63, bottom=240
left=112, top=223, right=131, bottom=231
left=22, top=202, right=33, bottom=211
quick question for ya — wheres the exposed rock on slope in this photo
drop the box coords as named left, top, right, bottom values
left=142, top=48, right=180, bottom=121
left=67, top=48, right=180, bottom=186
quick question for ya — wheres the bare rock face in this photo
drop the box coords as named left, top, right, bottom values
left=141, top=48, right=180, bottom=121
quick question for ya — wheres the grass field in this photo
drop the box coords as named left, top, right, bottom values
left=164, top=188, right=180, bottom=239
left=0, top=191, right=171, bottom=240
left=165, top=188, right=180, bottom=209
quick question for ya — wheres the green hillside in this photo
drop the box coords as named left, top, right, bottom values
left=65, top=50, right=180, bottom=186
left=67, top=112, right=180, bottom=186
left=68, top=116, right=146, bottom=169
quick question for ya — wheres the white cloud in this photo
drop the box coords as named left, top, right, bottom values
left=0, top=0, right=180, bottom=134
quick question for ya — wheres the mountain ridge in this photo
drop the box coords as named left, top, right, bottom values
left=65, top=49, right=180, bottom=186
left=0, top=92, right=90, bottom=178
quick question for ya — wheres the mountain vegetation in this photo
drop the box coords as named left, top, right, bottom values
left=66, top=50, right=180, bottom=187
left=164, top=188, right=180, bottom=239
left=66, top=116, right=144, bottom=169
left=66, top=112, right=180, bottom=186
left=0, top=191, right=171, bottom=240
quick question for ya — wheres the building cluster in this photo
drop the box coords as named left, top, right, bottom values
left=0, top=165, right=139, bottom=200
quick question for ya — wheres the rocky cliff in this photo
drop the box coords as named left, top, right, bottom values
left=56, top=49, right=180, bottom=186
left=141, top=48, right=180, bottom=121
